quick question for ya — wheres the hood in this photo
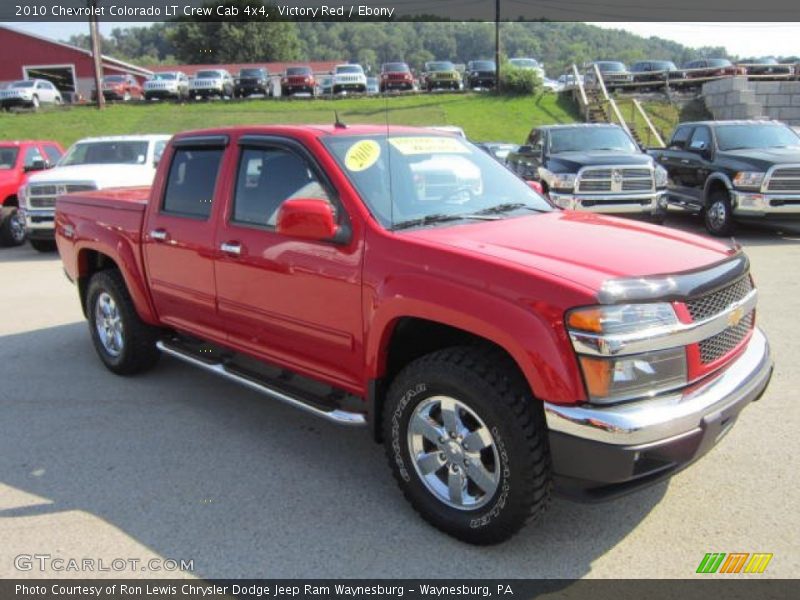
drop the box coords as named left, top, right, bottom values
left=26, top=164, right=155, bottom=188
left=404, top=211, right=736, bottom=294
left=717, top=147, right=800, bottom=171
left=549, top=151, right=652, bottom=172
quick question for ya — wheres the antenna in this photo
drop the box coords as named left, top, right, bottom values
left=334, top=111, right=347, bottom=129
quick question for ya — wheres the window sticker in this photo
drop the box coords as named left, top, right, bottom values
left=388, top=137, right=470, bottom=155
left=344, top=139, right=381, bottom=171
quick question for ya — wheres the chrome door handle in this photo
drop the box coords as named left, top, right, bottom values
left=150, top=229, right=168, bottom=241
left=220, top=242, right=242, bottom=255
left=680, top=159, right=690, bottom=164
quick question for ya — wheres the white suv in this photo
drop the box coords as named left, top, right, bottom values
left=0, top=79, right=62, bottom=110
left=20, top=134, right=171, bottom=252
left=189, top=69, right=234, bottom=99
left=332, top=64, right=367, bottom=94
left=144, top=71, right=189, bottom=101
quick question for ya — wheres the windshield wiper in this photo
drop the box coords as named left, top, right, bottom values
left=392, top=213, right=498, bottom=230
left=474, top=202, right=545, bottom=215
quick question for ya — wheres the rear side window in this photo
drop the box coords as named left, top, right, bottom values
left=162, top=147, right=223, bottom=219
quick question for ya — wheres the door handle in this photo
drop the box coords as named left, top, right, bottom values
left=220, top=242, right=242, bottom=256
left=150, top=229, right=168, bottom=241
left=680, top=159, right=690, bottom=164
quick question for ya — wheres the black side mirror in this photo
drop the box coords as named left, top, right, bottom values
left=518, top=145, right=534, bottom=153
left=24, top=159, right=47, bottom=172
left=688, top=140, right=711, bottom=157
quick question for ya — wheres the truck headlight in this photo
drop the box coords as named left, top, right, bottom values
left=654, top=165, right=668, bottom=188
left=566, top=303, right=688, bottom=404
left=551, top=173, right=577, bottom=191
left=733, top=171, right=765, bottom=190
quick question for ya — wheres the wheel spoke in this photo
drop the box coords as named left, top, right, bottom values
left=417, top=451, right=445, bottom=475
left=410, top=413, right=444, bottom=445
left=462, top=426, right=492, bottom=452
left=448, top=468, right=465, bottom=504
left=465, top=461, right=497, bottom=495
left=439, top=397, right=464, bottom=436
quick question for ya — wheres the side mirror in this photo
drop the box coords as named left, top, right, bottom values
left=518, top=145, right=534, bottom=154
left=688, top=140, right=710, bottom=157
left=24, top=159, right=47, bottom=172
left=277, top=199, right=340, bottom=242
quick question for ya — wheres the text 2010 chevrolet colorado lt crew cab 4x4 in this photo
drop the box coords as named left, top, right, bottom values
left=55, top=125, right=772, bottom=544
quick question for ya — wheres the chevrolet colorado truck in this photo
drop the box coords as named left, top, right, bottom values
left=22, top=135, right=170, bottom=251
left=0, top=140, right=64, bottom=246
left=55, top=125, right=772, bottom=545
left=649, top=120, right=800, bottom=235
left=505, top=123, right=668, bottom=220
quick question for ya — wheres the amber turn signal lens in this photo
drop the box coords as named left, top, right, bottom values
left=567, top=308, right=604, bottom=333
left=578, top=356, right=612, bottom=398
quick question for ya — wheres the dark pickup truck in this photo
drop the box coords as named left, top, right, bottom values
left=505, top=123, right=668, bottom=220
left=649, top=120, right=800, bottom=235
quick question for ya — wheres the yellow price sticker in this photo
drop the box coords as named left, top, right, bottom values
left=388, top=136, right=469, bottom=155
left=344, top=140, right=381, bottom=172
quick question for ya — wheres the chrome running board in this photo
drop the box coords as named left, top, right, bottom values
left=156, top=341, right=366, bottom=426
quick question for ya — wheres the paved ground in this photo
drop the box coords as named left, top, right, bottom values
left=0, top=214, right=798, bottom=580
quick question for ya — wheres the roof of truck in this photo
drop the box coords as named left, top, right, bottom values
left=70, top=134, right=172, bottom=144
left=172, top=124, right=462, bottom=139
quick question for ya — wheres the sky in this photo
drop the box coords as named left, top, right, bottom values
left=3, top=21, right=800, bottom=58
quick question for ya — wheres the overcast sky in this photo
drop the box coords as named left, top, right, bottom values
left=4, top=21, right=800, bottom=58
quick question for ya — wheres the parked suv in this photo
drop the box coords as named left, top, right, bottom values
left=235, top=67, right=270, bottom=98
left=630, top=60, right=684, bottom=83
left=189, top=69, right=234, bottom=99
left=0, top=140, right=63, bottom=246
left=423, top=61, right=462, bottom=91
left=506, top=123, right=668, bottom=220
left=281, top=66, right=316, bottom=96
left=509, top=57, right=546, bottom=81
left=584, top=61, right=633, bottom=90
left=465, top=60, right=497, bottom=90
left=20, top=134, right=170, bottom=251
left=683, top=58, right=745, bottom=78
left=99, top=74, right=143, bottom=101
left=332, top=64, right=367, bottom=94
left=0, top=79, right=62, bottom=110
left=144, top=72, right=189, bottom=101
left=649, top=120, right=800, bottom=235
left=379, top=62, right=414, bottom=92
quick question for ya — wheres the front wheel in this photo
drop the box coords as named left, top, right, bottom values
left=0, top=208, right=27, bottom=246
left=704, top=191, right=735, bottom=236
left=382, top=346, right=551, bottom=545
left=86, top=270, right=161, bottom=375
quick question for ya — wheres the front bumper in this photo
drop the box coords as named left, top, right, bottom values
left=731, top=190, right=800, bottom=218
left=190, top=87, right=225, bottom=97
left=0, top=97, right=34, bottom=107
left=23, top=208, right=55, bottom=238
left=236, top=84, right=268, bottom=95
left=145, top=88, right=181, bottom=98
left=549, top=190, right=668, bottom=215
left=545, top=328, right=772, bottom=499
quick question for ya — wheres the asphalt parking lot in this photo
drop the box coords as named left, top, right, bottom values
left=0, top=214, right=798, bottom=580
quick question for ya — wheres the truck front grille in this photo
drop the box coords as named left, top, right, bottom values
left=576, top=166, right=654, bottom=194
left=699, top=312, right=754, bottom=363
left=766, top=166, right=800, bottom=193
left=686, top=276, right=753, bottom=321
left=27, top=183, right=97, bottom=209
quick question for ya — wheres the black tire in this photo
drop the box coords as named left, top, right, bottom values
left=704, top=190, right=736, bottom=236
left=86, top=269, right=161, bottom=375
left=0, top=208, right=26, bottom=247
left=30, top=239, right=56, bottom=252
left=382, top=346, right=551, bottom=545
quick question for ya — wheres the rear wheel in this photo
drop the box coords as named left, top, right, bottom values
left=30, top=239, right=56, bottom=252
left=704, top=190, right=735, bottom=236
left=86, top=270, right=161, bottom=375
left=0, top=208, right=26, bottom=247
left=31, top=95, right=39, bottom=111
left=382, top=346, right=551, bottom=545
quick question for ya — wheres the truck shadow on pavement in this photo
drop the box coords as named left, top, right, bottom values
left=663, top=212, right=800, bottom=247
left=0, top=323, right=668, bottom=579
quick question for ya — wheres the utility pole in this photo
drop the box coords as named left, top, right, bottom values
left=88, top=0, right=105, bottom=109
left=495, top=0, right=501, bottom=93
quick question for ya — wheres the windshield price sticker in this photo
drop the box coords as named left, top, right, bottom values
left=389, top=137, right=470, bottom=155
left=344, top=140, right=382, bottom=171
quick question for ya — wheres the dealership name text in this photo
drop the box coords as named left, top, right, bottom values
left=16, top=4, right=395, bottom=18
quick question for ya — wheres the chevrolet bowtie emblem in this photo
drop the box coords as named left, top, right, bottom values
left=728, top=306, right=745, bottom=327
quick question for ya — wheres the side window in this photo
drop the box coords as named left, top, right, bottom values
left=43, top=144, right=62, bottom=164
left=527, top=129, right=542, bottom=148
left=23, top=146, right=44, bottom=167
left=690, top=126, right=712, bottom=149
left=162, top=147, right=223, bottom=219
left=233, top=146, right=332, bottom=227
left=671, top=126, right=693, bottom=149
left=153, top=140, right=167, bottom=164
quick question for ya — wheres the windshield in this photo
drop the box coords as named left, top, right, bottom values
left=633, top=61, right=676, bottom=71
left=471, top=61, right=496, bottom=71
left=0, top=148, right=19, bottom=169
left=336, top=66, right=363, bottom=74
left=707, top=59, right=732, bottom=67
left=550, top=127, right=638, bottom=153
left=716, top=124, right=800, bottom=151
left=510, top=58, right=539, bottom=68
left=383, top=63, right=409, bottom=72
left=240, top=69, right=264, bottom=77
left=11, top=81, right=35, bottom=88
left=597, top=62, right=626, bottom=72
left=286, top=67, right=311, bottom=76
left=427, top=62, right=455, bottom=72
left=322, top=134, right=552, bottom=229
left=60, top=141, right=150, bottom=166
left=153, top=73, right=177, bottom=80
left=195, top=71, right=222, bottom=79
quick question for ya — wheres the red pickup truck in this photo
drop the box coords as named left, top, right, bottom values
left=55, top=125, right=773, bottom=544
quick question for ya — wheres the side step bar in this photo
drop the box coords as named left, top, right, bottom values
left=156, top=341, right=367, bottom=427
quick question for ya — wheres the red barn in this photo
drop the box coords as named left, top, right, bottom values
left=0, top=26, right=153, bottom=102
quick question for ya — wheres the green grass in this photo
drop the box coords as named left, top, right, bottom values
left=0, top=92, right=581, bottom=148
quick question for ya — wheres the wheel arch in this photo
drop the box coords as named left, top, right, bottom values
left=703, top=172, right=733, bottom=206
left=2, top=194, right=18, bottom=208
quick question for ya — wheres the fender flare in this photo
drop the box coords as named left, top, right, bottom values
left=703, top=172, right=734, bottom=205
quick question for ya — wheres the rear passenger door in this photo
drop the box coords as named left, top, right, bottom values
left=143, top=135, right=229, bottom=341
left=213, top=136, right=364, bottom=391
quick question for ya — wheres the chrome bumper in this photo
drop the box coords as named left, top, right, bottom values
left=545, top=328, right=771, bottom=446
left=22, top=208, right=55, bottom=231
left=731, top=191, right=800, bottom=216
left=550, top=191, right=668, bottom=214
